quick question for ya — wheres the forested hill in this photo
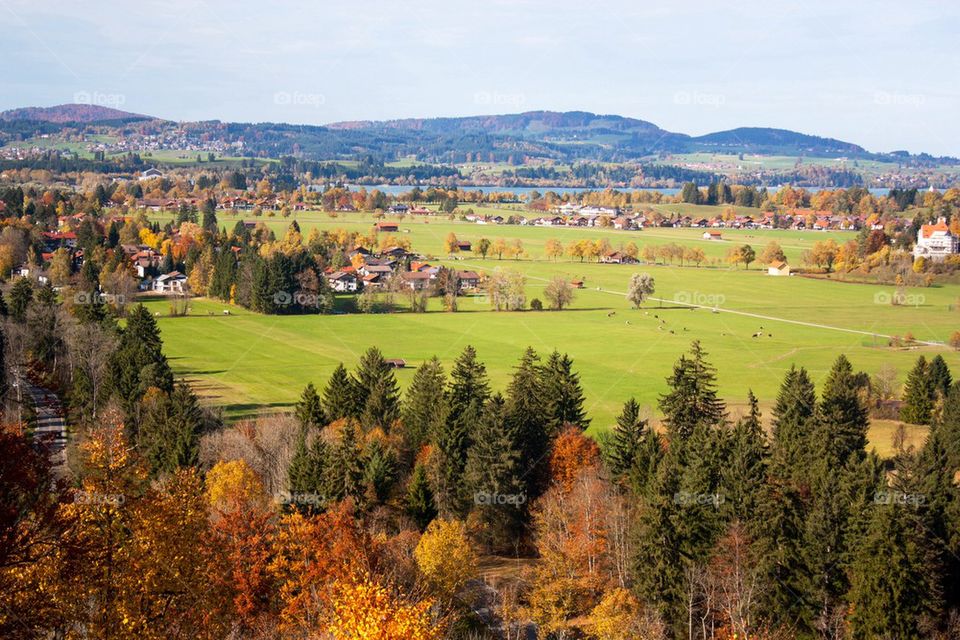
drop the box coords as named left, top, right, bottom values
left=0, top=103, right=155, bottom=124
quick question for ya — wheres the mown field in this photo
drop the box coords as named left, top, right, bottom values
left=143, top=210, right=959, bottom=456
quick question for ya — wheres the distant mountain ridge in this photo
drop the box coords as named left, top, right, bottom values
left=0, top=104, right=154, bottom=123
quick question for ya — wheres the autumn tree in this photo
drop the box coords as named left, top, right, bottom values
left=543, top=275, right=575, bottom=310
left=626, top=272, right=655, bottom=308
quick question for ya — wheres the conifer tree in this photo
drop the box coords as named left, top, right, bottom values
left=327, top=421, right=364, bottom=504
left=354, top=347, right=400, bottom=431
left=847, top=500, right=942, bottom=639
left=938, top=382, right=960, bottom=471
left=406, top=463, right=437, bottom=530
left=769, top=365, right=817, bottom=483
left=721, top=391, right=767, bottom=523
left=465, top=394, right=525, bottom=550
left=504, top=347, right=551, bottom=499
left=287, top=427, right=330, bottom=511
left=140, top=382, right=206, bottom=475
left=322, top=363, right=360, bottom=421
left=816, top=354, right=869, bottom=467
left=433, top=346, right=489, bottom=517
left=294, top=382, right=325, bottom=429
left=362, top=438, right=398, bottom=504
left=111, top=304, right=174, bottom=425
left=928, top=354, right=953, bottom=400
left=605, top=397, right=660, bottom=495
left=541, top=350, right=589, bottom=431
left=658, top=341, right=725, bottom=441
left=401, top=358, right=447, bottom=459
left=900, top=356, right=934, bottom=425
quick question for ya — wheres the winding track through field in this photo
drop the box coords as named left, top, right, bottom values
left=452, top=260, right=946, bottom=348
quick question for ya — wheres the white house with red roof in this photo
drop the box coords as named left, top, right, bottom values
left=913, top=218, right=958, bottom=260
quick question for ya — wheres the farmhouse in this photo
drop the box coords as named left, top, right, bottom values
left=458, top=270, right=481, bottom=290
left=456, top=241, right=472, bottom=252
left=153, top=271, right=187, bottom=293
left=399, top=271, right=432, bottom=291
left=913, top=217, right=959, bottom=261
left=139, top=167, right=163, bottom=181
left=703, top=231, right=723, bottom=241
left=600, top=251, right=638, bottom=264
left=327, top=271, right=359, bottom=292
left=767, top=260, right=791, bottom=276
left=374, top=221, right=399, bottom=233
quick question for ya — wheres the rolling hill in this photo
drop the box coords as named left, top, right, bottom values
left=0, top=103, right=154, bottom=124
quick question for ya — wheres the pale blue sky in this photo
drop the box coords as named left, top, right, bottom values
left=1, top=0, right=957, bottom=155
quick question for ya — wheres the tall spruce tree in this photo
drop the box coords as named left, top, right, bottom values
left=405, top=463, right=437, bottom=530
left=541, top=350, right=589, bottom=431
left=294, top=382, right=325, bottom=429
left=605, top=397, right=660, bottom=495
left=287, top=427, right=330, bottom=512
left=901, top=356, right=934, bottom=425
left=433, top=345, right=489, bottom=517
left=658, top=341, right=725, bottom=441
left=815, top=354, right=869, bottom=467
left=504, top=347, right=551, bottom=499
left=139, top=382, right=206, bottom=475
left=721, top=391, right=767, bottom=523
left=847, top=499, right=942, bottom=639
left=465, top=394, right=525, bottom=550
left=401, top=358, right=447, bottom=459
left=769, top=365, right=817, bottom=483
left=111, top=304, right=174, bottom=427
left=928, top=354, right=953, bottom=400
left=354, top=347, right=400, bottom=431
left=322, top=363, right=360, bottom=421
left=327, top=421, right=364, bottom=504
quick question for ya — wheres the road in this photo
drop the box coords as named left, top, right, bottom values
left=15, top=371, right=68, bottom=469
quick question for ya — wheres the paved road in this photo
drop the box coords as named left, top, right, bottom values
left=17, top=373, right=67, bottom=469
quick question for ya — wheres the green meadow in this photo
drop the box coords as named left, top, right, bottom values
left=144, top=210, right=959, bottom=456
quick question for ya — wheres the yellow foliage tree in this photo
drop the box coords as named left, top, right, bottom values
left=413, top=519, right=476, bottom=598
left=326, top=575, right=440, bottom=640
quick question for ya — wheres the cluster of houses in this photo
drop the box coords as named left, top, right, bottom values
left=326, top=244, right=481, bottom=294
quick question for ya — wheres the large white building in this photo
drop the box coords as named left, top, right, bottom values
left=913, top=218, right=959, bottom=260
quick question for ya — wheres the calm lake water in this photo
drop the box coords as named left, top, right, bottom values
left=345, top=184, right=895, bottom=198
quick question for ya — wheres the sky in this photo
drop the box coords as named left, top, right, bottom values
left=1, top=0, right=958, bottom=155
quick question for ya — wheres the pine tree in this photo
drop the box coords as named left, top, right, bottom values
left=354, top=347, right=400, bottom=431
left=8, top=277, right=32, bottom=323
left=327, top=421, right=364, bottom=504
left=433, top=345, right=489, bottom=517
left=847, top=500, right=941, bottom=639
left=139, top=382, right=206, bottom=475
left=504, top=347, right=551, bottom=499
left=928, top=355, right=953, bottom=400
left=769, top=365, right=817, bottom=485
left=400, top=358, right=447, bottom=459
left=323, top=363, right=360, bottom=421
left=294, top=382, right=325, bottom=429
left=816, top=354, right=869, bottom=467
left=405, top=463, right=437, bottom=530
left=465, top=394, right=525, bottom=550
left=111, top=304, right=174, bottom=425
left=287, top=425, right=330, bottom=511
left=901, top=356, right=934, bottom=425
left=721, top=391, right=767, bottom=523
left=938, top=382, right=960, bottom=471
left=362, top=438, right=398, bottom=504
left=605, top=397, right=660, bottom=494
left=658, top=341, right=725, bottom=441
left=541, top=350, right=589, bottom=431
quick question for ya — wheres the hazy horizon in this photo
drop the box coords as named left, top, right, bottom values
left=1, top=0, right=957, bottom=155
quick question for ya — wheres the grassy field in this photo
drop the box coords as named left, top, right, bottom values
left=142, top=210, right=958, bottom=456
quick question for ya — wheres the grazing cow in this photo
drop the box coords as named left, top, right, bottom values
left=669, top=330, right=675, bottom=334
left=607, top=311, right=616, bottom=317
left=626, top=320, right=631, bottom=325
left=752, top=331, right=763, bottom=338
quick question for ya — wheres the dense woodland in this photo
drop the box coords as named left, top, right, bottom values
left=2, top=274, right=960, bottom=639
